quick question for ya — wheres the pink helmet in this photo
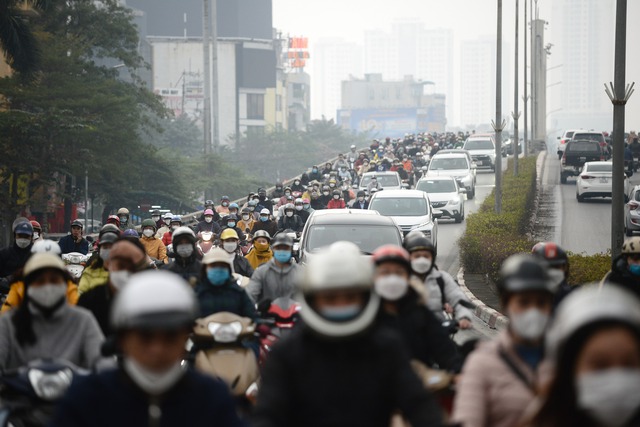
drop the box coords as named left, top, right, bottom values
left=204, top=209, right=214, bottom=216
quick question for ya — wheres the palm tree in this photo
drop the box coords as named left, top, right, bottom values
left=0, top=0, right=48, bottom=75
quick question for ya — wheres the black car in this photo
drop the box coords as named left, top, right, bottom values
left=560, top=139, right=604, bottom=184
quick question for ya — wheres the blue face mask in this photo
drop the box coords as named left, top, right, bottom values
left=207, top=267, right=230, bottom=285
left=227, top=222, right=236, bottom=228
left=319, top=304, right=362, bottom=321
left=630, top=264, right=640, bottom=276
left=260, top=216, right=269, bottom=222
left=273, top=250, right=292, bottom=264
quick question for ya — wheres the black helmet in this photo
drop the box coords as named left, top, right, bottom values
left=272, top=233, right=294, bottom=248
left=357, top=190, right=366, bottom=197
left=226, top=214, right=238, bottom=222
left=498, top=254, right=553, bottom=296
left=403, top=232, right=436, bottom=261
left=332, top=190, right=341, bottom=196
left=531, top=242, right=568, bottom=267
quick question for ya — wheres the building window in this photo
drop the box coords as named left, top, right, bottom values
left=293, top=83, right=304, bottom=99
left=276, top=95, right=283, bottom=112
left=247, top=93, right=265, bottom=119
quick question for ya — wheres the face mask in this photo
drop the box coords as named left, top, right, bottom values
left=312, top=168, right=318, bottom=173
left=411, top=257, right=432, bottom=274
left=171, top=225, right=179, bottom=231
left=205, top=217, right=213, bottom=223
left=303, top=204, right=310, bottom=210
left=375, top=275, right=409, bottom=301
left=295, top=205, right=303, bottom=211
left=123, top=358, right=185, bottom=396
left=248, top=206, right=255, bottom=212
left=207, top=267, right=230, bottom=285
left=577, top=369, right=640, bottom=427
left=176, top=244, right=194, bottom=258
left=227, top=222, right=236, bottom=228
left=223, top=241, right=238, bottom=253
left=329, top=183, right=336, bottom=188
left=285, top=192, right=291, bottom=196
left=33, top=232, right=40, bottom=240
left=358, top=197, right=365, bottom=202
left=142, top=229, right=154, bottom=238
left=510, top=308, right=549, bottom=341
left=260, top=216, right=269, bottom=222
left=27, top=284, right=66, bottom=308
left=119, top=216, right=128, bottom=224
left=110, top=270, right=131, bottom=290
left=333, top=195, right=339, bottom=200
left=630, top=263, right=640, bottom=276
left=323, top=191, right=330, bottom=196
left=273, top=250, right=292, bottom=264
left=99, top=248, right=111, bottom=261
left=547, top=268, right=565, bottom=289
left=152, top=216, right=160, bottom=222
left=285, top=211, right=294, bottom=218
left=255, top=241, right=270, bottom=252
left=319, top=304, right=362, bottom=321
left=294, top=181, right=300, bottom=185
left=222, top=202, right=229, bottom=207
left=16, top=238, right=31, bottom=249
left=164, top=219, right=171, bottom=225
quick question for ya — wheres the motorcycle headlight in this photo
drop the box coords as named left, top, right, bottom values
left=28, top=368, right=73, bottom=401
left=202, top=234, right=212, bottom=242
left=208, top=321, right=243, bottom=343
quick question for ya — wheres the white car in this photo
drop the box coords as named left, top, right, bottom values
left=576, top=161, right=629, bottom=202
left=426, top=153, right=476, bottom=199
left=358, top=171, right=405, bottom=192
left=463, top=134, right=497, bottom=171
left=416, top=176, right=466, bottom=223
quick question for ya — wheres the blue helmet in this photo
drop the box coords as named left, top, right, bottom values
left=14, top=222, right=34, bottom=236
left=229, top=202, right=239, bottom=210
left=171, top=215, right=182, bottom=224
left=123, top=229, right=139, bottom=238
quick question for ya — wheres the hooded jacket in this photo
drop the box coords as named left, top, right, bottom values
left=327, top=198, right=346, bottom=209
left=245, top=243, right=273, bottom=270
left=140, top=235, right=167, bottom=263
left=277, top=214, right=304, bottom=232
left=419, top=268, right=474, bottom=322
left=78, top=263, right=109, bottom=294
left=196, top=276, right=257, bottom=320
left=246, top=259, right=298, bottom=304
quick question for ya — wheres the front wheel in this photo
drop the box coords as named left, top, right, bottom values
left=454, top=213, right=463, bottom=224
left=467, top=189, right=475, bottom=200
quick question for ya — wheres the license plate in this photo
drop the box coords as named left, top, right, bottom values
left=600, top=177, right=608, bottom=183
left=579, top=157, right=586, bottom=161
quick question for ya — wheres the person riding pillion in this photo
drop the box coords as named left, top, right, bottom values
left=220, top=228, right=254, bottom=278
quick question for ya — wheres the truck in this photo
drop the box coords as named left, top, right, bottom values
left=560, top=139, right=604, bottom=184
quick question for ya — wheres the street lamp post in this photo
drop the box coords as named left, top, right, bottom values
left=493, top=0, right=505, bottom=214
left=523, top=0, right=528, bottom=158
left=512, top=0, right=520, bottom=176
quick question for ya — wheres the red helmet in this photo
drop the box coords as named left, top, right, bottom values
left=372, top=245, right=411, bottom=271
left=106, top=215, right=121, bottom=227
left=30, top=220, right=41, bottom=231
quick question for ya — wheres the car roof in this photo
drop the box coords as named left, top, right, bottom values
left=370, top=189, right=427, bottom=199
left=429, top=152, right=468, bottom=159
left=433, top=149, right=472, bottom=156
left=418, top=176, right=456, bottom=182
left=362, top=171, right=399, bottom=176
left=307, top=209, right=397, bottom=226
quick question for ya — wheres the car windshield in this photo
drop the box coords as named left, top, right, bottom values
left=573, top=133, right=604, bottom=142
left=429, top=157, right=469, bottom=170
left=369, top=197, right=429, bottom=216
left=586, top=163, right=612, bottom=172
left=464, top=139, right=494, bottom=150
left=567, top=142, right=600, bottom=152
left=360, top=174, right=400, bottom=188
left=306, top=225, right=402, bottom=253
left=416, top=179, right=457, bottom=193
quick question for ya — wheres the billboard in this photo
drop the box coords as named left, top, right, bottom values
left=337, top=108, right=422, bottom=138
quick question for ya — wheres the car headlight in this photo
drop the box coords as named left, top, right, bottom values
left=28, top=368, right=74, bottom=401
left=447, top=198, right=460, bottom=206
left=208, top=321, right=243, bottom=343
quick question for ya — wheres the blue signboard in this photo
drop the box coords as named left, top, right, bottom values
left=338, top=108, right=435, bottom=138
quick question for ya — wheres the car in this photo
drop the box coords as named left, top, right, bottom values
left=430, top=149, right=477, bottom=181
left=561, top=139, right=605, bottom=183
left=426, top=152, right=476, bottom=199
left=463, top=134, right=497, bottom=170
left=557, top=129, right=581, bottom=160
left=368, top=189, right=440, bottom=252
left=503, top=137, right=522, bottom=156
left=415, top=176, right=466, bottom=223
left=298, top=209, right=403, bottom=263
left=625, top=185, right=640, bottom=236
left=358, top=171, right=404, bottom=192
left=571, top=131, right=609, bottom=158
left=575, top=161, right=629, bottom=202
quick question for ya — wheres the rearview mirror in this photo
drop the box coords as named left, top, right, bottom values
left=557, top=136, right=561, bottom=140
left=432, top=210, right=443, bottom=220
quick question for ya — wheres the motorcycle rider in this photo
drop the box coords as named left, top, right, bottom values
left=308, top=165, right=323, bottom=182
left=78, top=225, right=120, bottom=294
left=338, top=165, right=351, bottom=182
left=531, top=241, right=575, bottom=308
left=253, top=241, right=442, bottom=427
left=602, top=236, right=640, bottom=299
left=0, top=221, right=34, bottom=294
left=453, top=254, right=554, bottom=427
left=403, top=232, right=473, bottom=328
left=161, top=215, right=183, bottom=246
left=30, top=220, right=42, bottom=241
left=302, top=197, right=314, bottom=216
left=58, top=220, right=89, bottom=255
left=0, top=252, right=104, bottom=370
left=197, top=248, right=256, bottom=320
left=151, top=209, right=162, bottom=228
left=327, top=190, right=346, bottom=209
left=220, top=228, right=254, bottom=278
left=220, top=214, right=246, bottom=242
left=277, top=203, right=304, bottom=233
left=318, top=185, right=332, bottom=208
left=294, top=198, right=310, bottom=224
left=164, top=227, right=202, bottom=288
left=247, top=233, right=299, bottom=304
left=77, top=237, right=150, bottom=336
left=140, top=219, right=168, bottom=264
left=117, top=207, right=134, bottom=231
left=2, top=240, right=79, bottom=313
left=252, top=208, right=279, bottom=237
left=347, top=144, right=358, bottom=163
left=196, top=208, right=222, bottom=236
left=351, top=190, right=369, bottom=209
left=271, top=181, right=285, bottom=200
left=51, top=270, right=246, bottom=427
left=156, top=212, right=173, bottom=238
left=256, top=187, right=274, bottom=214
left=245, top=230, right=273, bottom=270
left=367, top=175, right=382, bottom=193
left=276, top=187, right=293, bottom=209
left=239, top=207, right=256, bottom=234
left=106, top=215, right=121, bottom=229
left=333, top=153, right=348, bottom=171
left=291, top=178, right=304, bottom=193
left=216, top=195, right=231, bottom=216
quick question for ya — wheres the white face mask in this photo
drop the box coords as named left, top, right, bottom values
left=223, top=241, right=238, bottom=253
left=577, top=369, right=640, bottom=427
left=333, top=195, right=340, bottom=200
left=303, top=204, right=310, bottom=210
left=123, top=357, right=185, bottom=396
left=176, top=244, right=194, bottom=258
left=374, top=275, right=409, bottom=301
left=509, top=308, right=549, bottom=341
left=33, top=232, right=40, bottom=240
left=205, top=217, right=213, bottom=223
left=110, top=270, right=131, bottom=290
left=358, top=197, right=364, bottom=202
left=164, top=219, right=171, bottom=225
left=27, top=283, right=67, bottom=308
left=242, top=214, right=250, bottom=221
left=295, top=205, right=303, bottom=211
left=142, top=229, right=154, bottom=238
left=171, top=225, right=179, bottom=231
left=547, top=268, right=565, bottom=290
left=99, top=248, right=111, bottom=261
left=16, top=238, right=31, bottom=249
left=411, top=257, right=432, bottom=274
left=285, top=211, right=294, bottom=218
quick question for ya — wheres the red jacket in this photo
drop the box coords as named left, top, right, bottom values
left=162, top=231, right=173, bottom=246
left=327, top=199, right=346, bottom=209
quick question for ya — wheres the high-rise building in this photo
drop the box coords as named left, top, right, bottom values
left=311, top=39, right=363, bottom=120
left=460, top=37, right=496, bottom=129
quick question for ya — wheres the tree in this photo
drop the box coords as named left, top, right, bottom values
left=0, top=0, right=48, bottom=75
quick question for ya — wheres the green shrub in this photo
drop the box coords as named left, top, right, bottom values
left=567, top=251, right=611, bottom=285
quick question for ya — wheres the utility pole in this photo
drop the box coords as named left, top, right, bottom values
left=211, top=0, right=219, bottom=153
left=512, top=0, right=520, bottom=176
left=84, top=169, right=88, bottom=231
left=523, top=0, right=529, bottom=158
left=530, top=0, right=536, bottom=143
left=606, top=0, right=634, bottom=258
left=493, top=0, right=505, bottom=214
left=202, top=0, right=212, bottom=200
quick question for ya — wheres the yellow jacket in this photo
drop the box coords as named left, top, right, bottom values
left=238, top=218, right=256, bottom=234
left=140, top=236, right=168, bottom=263
left=245, top=246, right=273, bottom=270
left=78, top=264, right=109, bottom=294
left=1, top=280, right=78, bottom=313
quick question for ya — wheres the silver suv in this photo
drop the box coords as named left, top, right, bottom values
left=426, top=152, right=476, bottom=199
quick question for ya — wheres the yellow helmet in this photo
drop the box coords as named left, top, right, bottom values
left=220, top=228, right=239, bottom=241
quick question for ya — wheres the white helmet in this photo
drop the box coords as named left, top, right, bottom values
left=202, top=247, right=234, bottom=273
left=111, top=270, right=198, bottom=330
left=296, top=241, right=379, bottom=338
left=31, top=239, right=61, bottom=255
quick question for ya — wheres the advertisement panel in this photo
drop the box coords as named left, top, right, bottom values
left=338, top=108, right=423, bottom=138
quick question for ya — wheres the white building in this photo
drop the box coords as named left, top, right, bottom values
left=311, top=39, right=364, bottom=120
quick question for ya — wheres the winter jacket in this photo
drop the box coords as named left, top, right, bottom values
left=77, top=283, right=114, bottom=336
left=351, top=200, right=369, bottom=209
left=216, top=205, right=230, bottom=216
left=327, top=198, right=346, bottom=209
left=0, top=242, right=32, bottom=279
left=78, top=264, right=109, bottom=294
left=453, top=330, right=541, bottom=427
left=164, top=256, right=203, bottom=288
left=277, top=215, right=304, bottom=232
left=419, top=268, right=474, bottom=322
left=155, top=224, right=170, bottom=239
left=245, top=245, right=273, bottom=270
left=602, top=255, right=640, bottom=300
left=161, top=231, right=173, bottom=246
left=196, top=277, right=257, bottom=320
left=252, top=326, right=443, bottom=427
left=49, top=368, right=246, bottom=427
left=246, top=259, right=298, bottom=304
left=251, top=220, right=279, bottom=237
left=196, top=220, right=222, bottom=235
left=310, top=197, right=325, bottom=210
left=308, top=171, right=323, bottom=182
left=140, top=236, right=168, bottom=263
left=230, top=253, right=254, bottom=278
left=58, top=235, right=90, bottom=255
left=256, top=197, right=274, bottom=214
left=296, top=209, right=310, bottom=224
left=1, top=280, right=78, bottom=313
left=238, top=218, right=256, bottom=234
left=376, top=289, right=462, bottom=373
left=0, top=304, right=104, bottom=370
